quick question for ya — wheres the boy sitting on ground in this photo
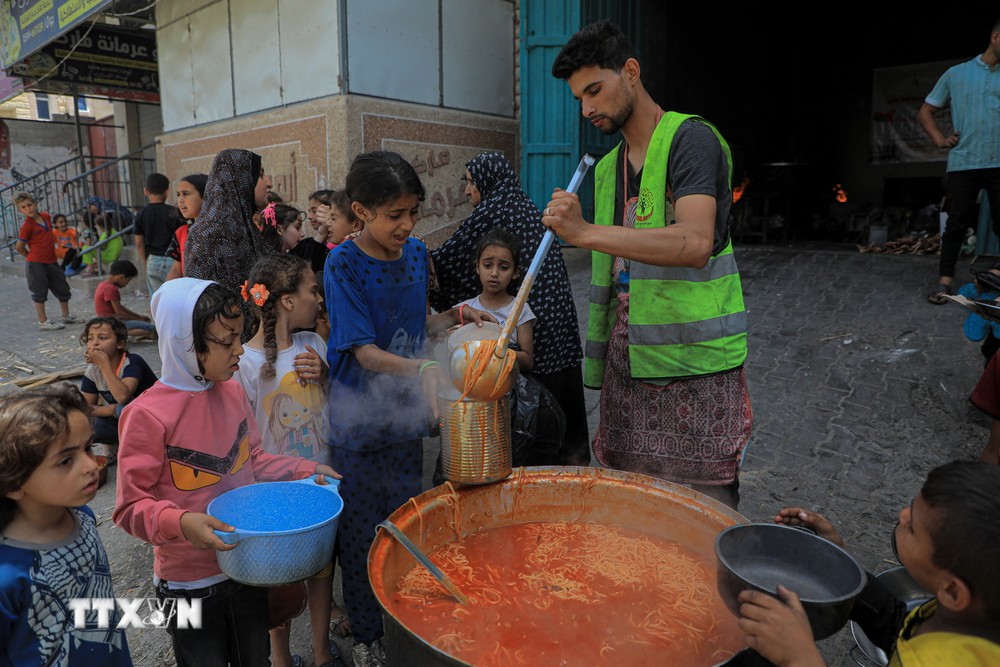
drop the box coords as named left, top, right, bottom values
left=737, top=460, right=1000, bottom=666
left=94, top=260, right=157, bottom=340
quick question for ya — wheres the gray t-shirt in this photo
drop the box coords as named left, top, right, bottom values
left=617, top=118, right=732, bottom=254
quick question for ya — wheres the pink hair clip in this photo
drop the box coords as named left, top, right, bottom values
left=262, top=202, right=277, bottom=228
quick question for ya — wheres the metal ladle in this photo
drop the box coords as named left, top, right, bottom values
left=449, top=154, right=596, bottom=401
left=376, top=519, right=469, bottom=605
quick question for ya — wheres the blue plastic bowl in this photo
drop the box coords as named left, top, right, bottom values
left=207, top=476, right=342, bottom=586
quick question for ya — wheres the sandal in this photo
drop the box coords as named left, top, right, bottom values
left=329, top=613, right=352, bottom=637
left=928, top=282, right=952, bottom=305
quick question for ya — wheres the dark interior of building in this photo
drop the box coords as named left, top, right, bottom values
left=631, top=6, right=998, bottom=242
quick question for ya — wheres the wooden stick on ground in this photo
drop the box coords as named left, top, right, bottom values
left=10, top=366, right=88, bottom=390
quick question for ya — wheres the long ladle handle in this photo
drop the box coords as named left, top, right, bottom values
left=495, top=154, right=596, bottom=357
left=377, top=520, right=469, bottom=605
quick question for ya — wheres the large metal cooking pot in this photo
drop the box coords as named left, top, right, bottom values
left=369, top=466, right=749, bottom=666
left=715, top=523, right=867, bottom=640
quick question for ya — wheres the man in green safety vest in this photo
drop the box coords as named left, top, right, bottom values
left=546, top=19, right=752, bottom=509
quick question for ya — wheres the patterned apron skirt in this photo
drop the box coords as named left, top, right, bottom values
left=593, top=293, right=753, bottom=485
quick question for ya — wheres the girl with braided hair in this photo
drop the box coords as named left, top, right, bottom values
left=234, top=252, right=342, bottom=667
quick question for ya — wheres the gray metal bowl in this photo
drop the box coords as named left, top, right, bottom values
left=715, top=523, right=867, bottom=640
left=849, top=566, right=931, bottom=666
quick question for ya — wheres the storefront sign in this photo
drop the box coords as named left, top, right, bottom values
left=12, top=24, right=158, bottom=101
left=1, top=0, right=112, bottom=69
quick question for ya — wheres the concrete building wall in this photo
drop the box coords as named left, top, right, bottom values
left=158, top=94, right=517, bottom=243
left=155, top=0, right=520, bottom=242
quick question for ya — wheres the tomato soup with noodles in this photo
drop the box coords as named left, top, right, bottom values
left=390, top=521, right=742, bottom=666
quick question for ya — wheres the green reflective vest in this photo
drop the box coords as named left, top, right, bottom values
left=583, top=112, right=748, bottom=388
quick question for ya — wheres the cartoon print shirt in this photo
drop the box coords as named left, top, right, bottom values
left=112, top=278, right=317, bottom=586
left=324, top=238, right=430, bottom=451
left=0, top=506, right=132, bottom=666
left=235, top=331, right=330, bottom=464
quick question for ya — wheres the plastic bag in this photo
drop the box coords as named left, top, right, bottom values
left=509, top=373, right=566, bottom=467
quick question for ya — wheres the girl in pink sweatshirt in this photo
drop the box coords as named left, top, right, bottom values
left=113, top=277, right=339, bottom=667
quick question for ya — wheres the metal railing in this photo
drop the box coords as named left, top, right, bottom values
left=0, top=141, right=159, bottom=244
left=62, top=141, right=158, bottom=232
left=0, top=155, right=89, bottom=242
left=75, top=224, right=135, bottom=276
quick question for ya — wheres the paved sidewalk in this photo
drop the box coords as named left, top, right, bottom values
left=0, top=242, right=989, bottom=666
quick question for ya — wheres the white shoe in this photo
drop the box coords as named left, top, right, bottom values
left=351, top=639, right=386, bottom=667
left=38, top=320, right=65, bottom=331
left=62, top=313, right=80, bottom=324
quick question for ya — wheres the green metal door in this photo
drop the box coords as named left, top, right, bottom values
left=519, top=1, right=640, bottom=222
left=519, top=2, right=580, bottom=211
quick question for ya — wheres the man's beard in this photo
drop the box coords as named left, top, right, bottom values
left=600, top=94, right=635, bottom=135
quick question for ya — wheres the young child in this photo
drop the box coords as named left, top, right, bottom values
left=235, top=253, right=342, bottom=667
left=52, top=213, right=82, bottom=273
left=79, top=316, right=157, bottom=451
left=455, top=227, right=535, bottom=371
left=0, top=383, right=132, bottom=665
left=14, top=192, right=78, bottom=331
left=112, top=277, right=340, bottom=667
left=324, top=190, right=363, bottom=248
left=78, top=216, right=124, bottom=277
left=260, top=202, right=306, bottom=253
left=94, top=259, right=157, bottom=339
left=305, top=189, right=336, bottom=242
left=287, top=199, right=331, bottom=278
left=133, top=172, right=181, bottom=295
left=736, top=460, right=1000, bottom=666
left=324, top=151, right=495, bottom=667
left=958, top=263, right=1000, bottom=364
left=165, top=173, right=208, bottom=281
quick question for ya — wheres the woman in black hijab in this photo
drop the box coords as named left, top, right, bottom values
left=430, top=151, right=590, bottom=465
left=184, top=148, right=272, bottom=341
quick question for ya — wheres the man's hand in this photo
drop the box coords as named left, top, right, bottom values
left=542, top=189, right=590, bottom=247
left=937, top=132, right=959, bottom=149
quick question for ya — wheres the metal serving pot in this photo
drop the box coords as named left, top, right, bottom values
left=715, top=523, right=867, bottom=640
left=368, top=466, right=748, bottom=666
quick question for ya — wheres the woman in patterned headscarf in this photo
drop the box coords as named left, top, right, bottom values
left=83, top=195, right=134, bottom=231
left=430, top=151, right=590, bottom=465
left=184, top=148, right=272, bottom=341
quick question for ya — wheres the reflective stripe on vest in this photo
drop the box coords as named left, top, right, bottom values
left=583, top=112, right=748, bottom=385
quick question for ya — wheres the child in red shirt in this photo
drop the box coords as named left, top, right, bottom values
left=14, top=193, right=78, bottom=331
left=94, top=260, right=157, bottom=340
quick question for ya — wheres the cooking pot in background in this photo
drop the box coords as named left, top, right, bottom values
left=849, top=567, right=932, bottom=666
left=715, top=523, right=867, bottom=640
